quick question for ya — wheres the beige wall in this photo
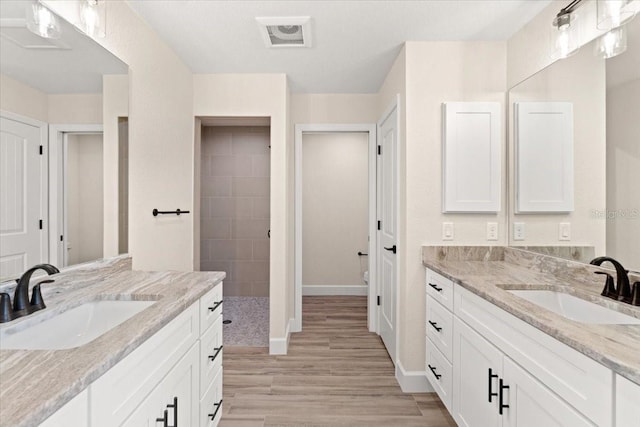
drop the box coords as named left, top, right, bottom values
left=607, top=79, right=640, bottom=271
left=508, top=46, right=606, bottom=254
left=46, top=0, right=195, bottom=272
left=66, top=133, right=104, bottom=265
left=201, top=126, right=271, bottom=297
left=302, top=132, right=369, bottom=288
left=291, top=94, right=378, bottom=124
left=399, top=41, right=507, bottom=371
left=0, top=74, right=48, bottom=122
left=193, top=73, right=290, bottom=347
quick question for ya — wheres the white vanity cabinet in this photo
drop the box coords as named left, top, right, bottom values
left=615, top=375, right=640, bottom=427
left=424, top=268, right=626, bottom=427
left=39, top=283, right=224, bottom=427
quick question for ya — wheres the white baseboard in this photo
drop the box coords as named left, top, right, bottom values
left=289, top=316, right=301, bottom=333
left=302, top=285, right=368, bottom=296
left=269, top=318, right=291, bottom=355
left=395, top=360, right=433, bottom=393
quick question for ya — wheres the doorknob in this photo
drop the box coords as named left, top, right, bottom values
left=384, top=245, right=396, bottom=254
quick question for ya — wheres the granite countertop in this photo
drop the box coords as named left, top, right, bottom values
left=0, top=257, right=225, bottom=427
left=422, top=247, right=640, bottom=385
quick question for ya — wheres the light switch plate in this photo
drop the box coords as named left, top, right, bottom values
left=513, top=222, right=525, bottom=241
left=442, top=222, right=454, bottom=241
left=487, top=222, right=498, bottom=241
left=559, top=222, right=571, bottom=241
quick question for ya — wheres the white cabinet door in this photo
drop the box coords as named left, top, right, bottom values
left=453, top=318, right=503, bottom=427
left=615, top=375, right=640, bottom=427
left=502, top=357, right=595, bottom=427
left=122, top=343, right=200, bottom=427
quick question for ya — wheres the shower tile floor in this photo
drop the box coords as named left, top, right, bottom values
left=223, top=296, right=269, bottom=347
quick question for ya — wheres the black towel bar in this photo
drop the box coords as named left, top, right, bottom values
left=153, top=208, right=190, bottom=217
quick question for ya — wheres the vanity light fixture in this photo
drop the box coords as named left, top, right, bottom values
left=596, top=0, right=637, bottom=30
left=594, top=25, right=628, bottom=58
left=25, top=1, right=60, bottom=39
left=552, top=8, right=581, bottom=59
left=78, top=0, right=106, bottom=38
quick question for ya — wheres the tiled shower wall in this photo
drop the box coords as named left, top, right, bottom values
left=200, top=126, right=270, bottom=296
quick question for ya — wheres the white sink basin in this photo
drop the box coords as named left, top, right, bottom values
left=508, top=290, right=640, bottom=325
left=0, top=300, right=156, bottom=350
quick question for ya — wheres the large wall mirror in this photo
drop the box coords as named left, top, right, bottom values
left=508, top=17, right=639, bottom=272
left=0, top=0, right=129, bottom=279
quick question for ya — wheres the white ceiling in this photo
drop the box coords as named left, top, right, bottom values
left=127, top=0, right=552, bottom=93
left=0, top=0, right=127, bottom=94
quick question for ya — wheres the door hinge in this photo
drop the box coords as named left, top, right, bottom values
left=377, top=296, right=381, bottom=306
left=60, top=235, right=64, bottom=242
left=377, top=145, right=381, bottom=155
left=39, top=219, right=43, bottom=230
left=39, top=145, right=43, bottom=155
left=377, top=220, right=381, bottom=230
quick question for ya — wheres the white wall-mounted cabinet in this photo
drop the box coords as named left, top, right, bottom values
left=442, top=102, right=501, bottom=213
left=515, top=102, right=574, bottom=213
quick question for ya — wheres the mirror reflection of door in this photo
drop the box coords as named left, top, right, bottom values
left=63, top=132, right=104, bottom=266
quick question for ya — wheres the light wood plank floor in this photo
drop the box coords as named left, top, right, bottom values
left=220, top=296, right=457, bottom=426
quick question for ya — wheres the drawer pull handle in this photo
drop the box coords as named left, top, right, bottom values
left=429, top=283, right=443, bottom=292
left=499, top=378, right=510, bottom=415
left=428, top=320, right=442, bottom=332
left=156, top=409, right=168, bottom=426
left=428, top=364, right=441, bottom=380
left=488, top=368, right=498, bottom=402
left=208, top=345, right=223, bottom=362
left=208, top=399, right=223, bottom=421
left=208, top=300, right=223, bottom=312
left=166, top=396, right=178, bottom=427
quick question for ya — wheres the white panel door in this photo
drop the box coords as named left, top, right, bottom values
left=0, top=115, right=45, bottom=279
left=377, top=103, right=398, bottom=362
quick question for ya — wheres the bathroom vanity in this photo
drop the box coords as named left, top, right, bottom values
left=0, top=257, right=225, bottom=427
left=423, top=247, right=640, bottom=427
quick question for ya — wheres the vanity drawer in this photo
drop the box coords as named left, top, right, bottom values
left=200, top=369, right=223, bottom=427
left=200, top=283, right=223, bottom=334
left=200, top=314, right=223, bottom=398
left=426, top=269, right=454, bottom=311
left=426, top=295, right=454, bottom=362
left=426, top=337, right=453, bottom=412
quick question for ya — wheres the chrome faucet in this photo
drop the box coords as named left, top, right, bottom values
left=0, top=264, right=59, bottom=323
left=590, top=257, right=631, bottom=302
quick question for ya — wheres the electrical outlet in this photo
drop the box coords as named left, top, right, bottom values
left=513, top=222, right=525, bottom=241
left=487, top=222, right=498, bottom=241
left=559, top=223, right=571, bottom=241
left=442, top=222, right=454, bottom=241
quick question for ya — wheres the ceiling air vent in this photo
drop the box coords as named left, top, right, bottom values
left=256, top=17, right=311, bottom=48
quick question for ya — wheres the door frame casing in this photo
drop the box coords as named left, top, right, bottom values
left=48, top=124, right=103, bottom=267
left=0, top=110, right=49, bottom=271
left=377, top=95, right=401, bottom=364
left=293, top=123, right=378, bottom=333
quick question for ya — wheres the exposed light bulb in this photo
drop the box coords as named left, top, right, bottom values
left=26, top=1, right=61, bottom=39
left=78, top=0, right=105, bottom=37
left=595, top=25, right=628, bottom=58
left=552, top=13, right=579, bottom=59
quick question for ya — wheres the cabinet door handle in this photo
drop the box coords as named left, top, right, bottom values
left=428, top=320, right=442, bottom=332
left=166, top=396, right=178, bottom=427
left=208, top=345, right=223, bottom=362
left=208, top=399, right=223, bottom=421
left=488, top=368, right=499, bottom=402
left=156, top=409, right=168, bottom=426
left=499, top=378, right=510, bottom=415
left=208, top=300, right=223, bottom=312
left=427, top=364, right=442, bottom=380
left=428, top=283, right=443, bottom=292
